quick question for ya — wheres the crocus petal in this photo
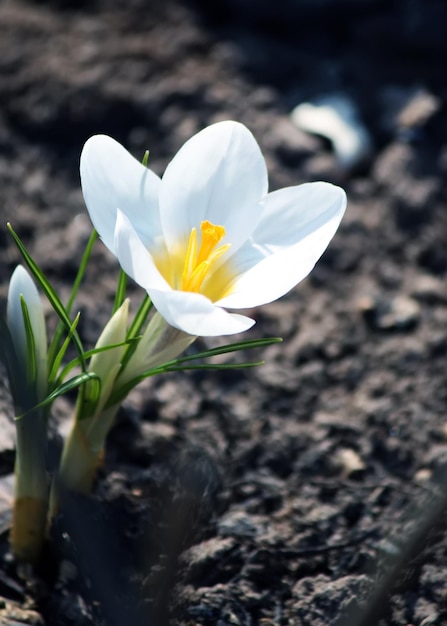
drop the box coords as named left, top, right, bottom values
left=148, top=288, right=255, bottom=336
left=114, top=209, right=170, bottom=292
left=80, top=134, right=162, bottom=253
left=160, top=121, right=268, bottom=254
left=217, top=182, right=346, bottom=308
left=7, top=265, right=47, bottom=398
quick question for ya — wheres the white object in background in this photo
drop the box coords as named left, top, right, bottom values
left=291, top=94, right=372, bottom=169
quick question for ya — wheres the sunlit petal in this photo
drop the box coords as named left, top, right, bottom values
left=114, top=210, right=170, bottom=292
left=160, top=121, right=267, bottom=255
left=80, top=134, right=162, bottom=253
left=148, top=288, right=255, bottom=337
left=217, top=183, right=346, bottom=308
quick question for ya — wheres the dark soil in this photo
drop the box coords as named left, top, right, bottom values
left=0, top=1, right=446, bottom=624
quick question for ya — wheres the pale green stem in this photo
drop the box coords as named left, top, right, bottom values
left=11, top=411, right=48, bottom=563
left=56, top=313, right=195, bottom=500
left=56, top=404, right=119, bottom=498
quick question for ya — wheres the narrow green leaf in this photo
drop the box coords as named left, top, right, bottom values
left=16, top=372, right=100, bottom=420
left=121, top=294, right=152, bottom=370
left=106, top=336, right=281, bottom=408
left=48, top=312, right=81, bottom=384
left=83, top=337, right=138, bottom=361
left=7, top=223, right=86, bottom=371
left=154, top=361, right=265, bottom=373
left=107, top=359, right=266, bottom=408
left=80, top=377, right=103, bottom=419
left=113, top=269, right=128, bottom=314
left=169, top=336, right=283, bottom=365
left=127, top=294, right=152, bottom=340
left=19, top=296, right=37, bottom=387
left=142, top=150, right=150, bottom=167
left=48, top=229, right=97, bottom=370
left=56, top=336, right=137, bottom=385
left=66, top=229, right=98, bottom=316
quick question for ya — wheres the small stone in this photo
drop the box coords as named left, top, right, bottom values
left=358, top=295, right=420, bottom=331
left=411, top=275, right=447, bottom=304
left=140, top=421, right=177, bottom=442
left=182, top=536, right=237, bottom=574
left=420, top=615, right=440, bottom=626
left=377, top=296, right=420, bottom=330
left=219, top=511, right=263, bottom=538
left=0, top=600, right=44, bottom=625
left=334, top=448, right=366, bottom=478
left=0, top=474, right=14, bottom=534
left=0, top=414, right=15, bottom=454
left=398, top=89, right=440, bottom=129
left=380, top=86, right=441, bottom=135
left=414, top=468, right=432, bottom=484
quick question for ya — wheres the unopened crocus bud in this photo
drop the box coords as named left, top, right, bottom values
left=85, top=298, right=129, bottom=417
left=7, top=265, right=47, bottom=406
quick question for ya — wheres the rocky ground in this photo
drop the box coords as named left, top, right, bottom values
left=0, top=0, right=446, bottom=624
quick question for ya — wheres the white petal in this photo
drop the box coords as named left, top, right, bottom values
left=160, top=121, right=268, bottom=254
left=80, top=135, right=162, bottom=254
left=148, top=288, right=255, bottom=336
left=114, top=210, right=171, bottom=296
left=217, top=182, right=346, bottom=308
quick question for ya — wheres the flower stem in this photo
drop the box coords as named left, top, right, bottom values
left=55, top=404, right=119, bottom=497
left=11, top=412, right=48, bottom=563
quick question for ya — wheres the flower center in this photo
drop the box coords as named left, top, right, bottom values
left=181, top=220, right=231, bottom=293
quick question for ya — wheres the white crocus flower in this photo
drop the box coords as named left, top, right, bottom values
left=7, top=264, right=48, bottom=403
left=80, top=121, right=346, bottom=337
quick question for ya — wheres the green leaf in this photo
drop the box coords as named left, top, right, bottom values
left=47, top=229, right=97, bottom=371
left=16, top=372, right=100, bottom=420
left=107, top=360, right=266, bottom=407
left=107, top=336, right=282, bottom=407
left=83, top=336, right=138, bottom=361
left=80, top=376, right=103, bottom=419
left=57, top=336, right=138, bottom=384
left=159, top=361, right=265, bottom=373
left=48, top=312, right=81, bottom=384
left=7, top=223, right=86, bottom=371
left=19, top=296, right=37, bottom=387
left=171, top=336, right=283, bottom=365
left=66, top=229, right=98, bottom=316
left=121, top=294, right=152, bottom=370
left=127, top=294, right=152, bottom=340
left=113, top=269, right=128, bottom=314
left=142, top=150, right=150, bottom=167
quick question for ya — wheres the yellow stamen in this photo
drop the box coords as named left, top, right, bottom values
left=197, top=221, right=226, bottom=265
left=181, top=227, right=198, bottom=289
left=181, top=220, right=230, bottom=293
